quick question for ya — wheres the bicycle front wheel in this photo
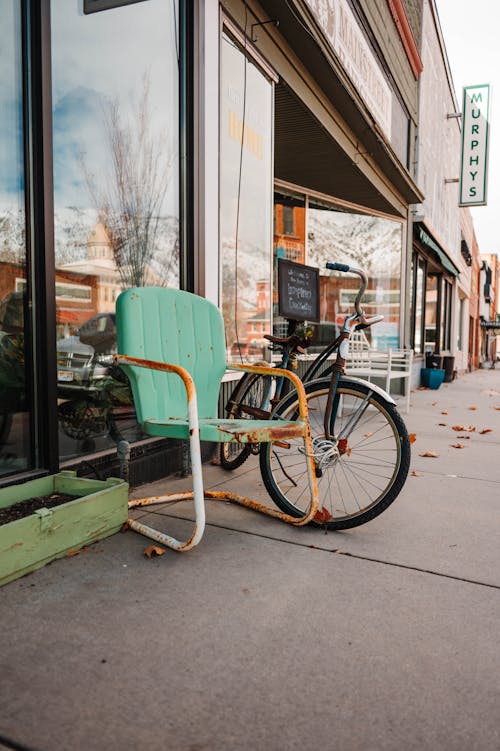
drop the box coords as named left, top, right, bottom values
left=220, top=372, right=273, bottom=470
left=260, top=378, right=410, bottom=530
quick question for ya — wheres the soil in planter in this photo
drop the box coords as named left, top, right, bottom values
left=0, top=493, right=77, bottom=526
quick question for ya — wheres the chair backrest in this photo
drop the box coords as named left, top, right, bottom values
left=116, top=287, right=227, bottom=422
left=350, top=329, right=371, bottom=354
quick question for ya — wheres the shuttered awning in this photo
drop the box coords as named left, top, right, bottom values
left=417, top=226, right=460, bottom=277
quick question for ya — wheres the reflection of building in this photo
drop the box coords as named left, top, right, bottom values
left=0, top=260, right=99, bottom=340
left=58, top=222, right=121, bottom=315
left=59, top=220, right=164, bottom=317
left=245, top=280, right=270, bottom=349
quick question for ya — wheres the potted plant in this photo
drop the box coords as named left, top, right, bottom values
left=0, top=470, right=128, bottom=587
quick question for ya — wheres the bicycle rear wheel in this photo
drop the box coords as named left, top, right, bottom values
left=260, top=378, right=410, bottom=530
left=220, top=372, right=273, bottom=470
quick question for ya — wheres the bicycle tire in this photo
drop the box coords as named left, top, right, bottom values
left=259, top=378, right=411, bottom=530
left=220, top=372, right=273, bottom=471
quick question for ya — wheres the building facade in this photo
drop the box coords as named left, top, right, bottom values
left=0, top=0, right=484, bottom=489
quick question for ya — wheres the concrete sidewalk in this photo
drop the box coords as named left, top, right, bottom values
left=1, top=370, right=500, bottom=751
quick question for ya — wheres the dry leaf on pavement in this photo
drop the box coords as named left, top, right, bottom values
left=457, top=436, right=471, bottom=439
left=468, top=406, right=477, bottom=411
left=479, top=428, right=493, bottom=434
left=441, top=410, right=448, bottom=415
left=450, top=443, right=465, bottom=449
left=144, top=545, right=166, bottom=558
left=409, top=433, right=417, bottom=443
left=438, top=422, right=447, bottom=426
left=411, top=470, right=422, bottom=477
left=419, top=450, right=439, bottom=457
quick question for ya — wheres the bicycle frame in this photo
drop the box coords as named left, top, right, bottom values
left=270, top=263, right=388, bottom=440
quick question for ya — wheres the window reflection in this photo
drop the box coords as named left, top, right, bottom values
left=51, top=0, right=180, bottom=460
left=307, top=200, right=403, bottom=351
left=273, top=191, right=306, bottom=337
left=220, top=33, right=273, bottom=362
left=0, top=1, right=31, bottom=476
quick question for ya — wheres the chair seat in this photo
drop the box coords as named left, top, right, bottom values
left=143, top=417, right=307, bottom=443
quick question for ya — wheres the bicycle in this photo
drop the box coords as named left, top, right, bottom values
left=223, top=262, right=411, bottom=530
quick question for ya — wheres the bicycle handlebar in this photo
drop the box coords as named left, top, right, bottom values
left=325, top=262, right=368, bottom=319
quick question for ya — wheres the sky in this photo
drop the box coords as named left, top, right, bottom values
left=435, top=0, right=499, bottom=255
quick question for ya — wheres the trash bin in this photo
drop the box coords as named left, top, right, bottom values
left=443, top=355, right=455, bottom=383
left=425, top=352, right=443, bottom=370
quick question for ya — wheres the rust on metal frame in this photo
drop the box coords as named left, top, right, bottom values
left=129, top=488, right=318, bottom=527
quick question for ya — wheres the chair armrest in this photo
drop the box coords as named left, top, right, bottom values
left=114, top=354, right=198, bottom=412
left=228, top=362, right=309, bottom=422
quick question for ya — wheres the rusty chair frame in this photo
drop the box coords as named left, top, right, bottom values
left=115, top=287, right=319, bottom=552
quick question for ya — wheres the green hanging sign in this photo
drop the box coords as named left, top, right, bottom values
left=459, top=84, right=491, bottom=207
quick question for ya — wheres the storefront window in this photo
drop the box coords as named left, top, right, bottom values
left=411, top=255, right=426, bottom=354
left=306, top=199, right=403, bottom=351
left=441, top=279, right=452, bottom=351
left=425, top=274, right=438, bottom=351
left=0, top=2, right=32, bottom=477
left=220, top=32, right=273, bottom=362
left=273, top=191, right=306, bottom=336
left=51, top=0, right=180, bottom=461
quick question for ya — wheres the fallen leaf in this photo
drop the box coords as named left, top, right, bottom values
left=468, top=406, right=477, bottom=411
left=314, top=506, right=333, bottom=524
left=452, top=425, right=464, bottom=431
left=438, top=423, right=447, bottom=426
left=453, top=425, right=476, bottom=432
left=65, top=547, right=94, bottom=558
left=441, top=410, right=448, bottom=415
left=409, top=433, right=417, bottom=443
left=457, top=436, right=471, bottom=439
left=364, top=431, right=374, bottom=438
left=419, top=451, right=439, bottom=457
left=431, top=401, right=437, bottom=406
left=479, top=429, right=493, bottom=434
left=450, top=443, right=465, bottom=449
left=144, top=545, right=166, bottom=558
left=411, top=470, right=422, bottom=477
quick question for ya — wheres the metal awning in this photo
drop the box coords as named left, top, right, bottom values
left=416, top=226, right=460, bottom=277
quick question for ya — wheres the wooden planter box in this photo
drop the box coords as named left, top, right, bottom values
left=0, top=471, right=128, bottom=587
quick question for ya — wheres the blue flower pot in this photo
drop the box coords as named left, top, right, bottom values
left=420, top=367, right=445, bottom=389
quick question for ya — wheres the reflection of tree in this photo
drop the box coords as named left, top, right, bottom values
left=85, top=76, right=173, bottom=289
left=0, top=210, right=25, bottom=264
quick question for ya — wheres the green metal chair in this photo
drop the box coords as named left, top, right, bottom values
left=115, top=287, right=319, bottom=551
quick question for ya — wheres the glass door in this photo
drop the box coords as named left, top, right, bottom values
left=0, top=1, right=34, bottom=477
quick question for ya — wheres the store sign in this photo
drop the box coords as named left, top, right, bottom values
left=84, top=0, right=149, bottom=14
left=459, top=84, right=491, bottom=206
left=304, top=0, right=392, bottom=137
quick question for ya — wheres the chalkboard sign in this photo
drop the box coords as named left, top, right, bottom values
left=278, top=259, right=320, bottom=322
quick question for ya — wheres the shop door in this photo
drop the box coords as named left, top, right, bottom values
left=0, top=2, right=35, bottom=478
